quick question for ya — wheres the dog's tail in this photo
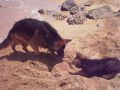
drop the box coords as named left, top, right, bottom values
left=0, top=33, right=11, bottom=50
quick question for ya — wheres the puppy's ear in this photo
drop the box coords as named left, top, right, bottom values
left=64, top=39, right=72, bottom=43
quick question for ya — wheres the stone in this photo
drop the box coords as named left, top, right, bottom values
left=115, top=10, right=120, bottom=17
left=38, top=9, right=45, bottom=14
left=83, top=2, right=93, bottom=6
left=52, top=12, right=68, bottom=20
left=86, top=5, right=116, bottom=19
left=61, top=0, right=77, bottom=11
left=69, top=5, right=86, bottom=15
left=67, top=12, right=87, bottom=25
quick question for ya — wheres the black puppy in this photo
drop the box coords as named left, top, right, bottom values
left=70, top=53, right=120, bottom=79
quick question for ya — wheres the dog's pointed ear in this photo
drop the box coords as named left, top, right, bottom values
left=64, top=39, right=72, bottom=43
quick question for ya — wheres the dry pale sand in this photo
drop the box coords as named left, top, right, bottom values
left=0, top=0, right=120, bottom=90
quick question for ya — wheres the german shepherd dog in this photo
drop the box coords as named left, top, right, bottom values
left=70, top=53, right=120, bottom=79
left=0, top=18, right=71, bottom=57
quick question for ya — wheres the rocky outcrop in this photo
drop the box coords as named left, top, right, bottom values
left=38, top=9, right=68, bottom=20
left=38, top=9, right=53, bottom=15
left=38, top=9, right=45, bottom=14
left=115, top=10, right=120, bottom=17
left=67, top=12, right=87, bottom=25
left=83, top=2, right=93, bottom=6
left=69, top=5, right=86, bottom=15
left=61, top=0, right=77, bottom=11
left=86, top=5, right=117, bottom=19
left=52, top=12, right=68, bottom=20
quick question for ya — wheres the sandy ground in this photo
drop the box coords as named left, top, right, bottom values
left=0, top=0, right=120, bottom=90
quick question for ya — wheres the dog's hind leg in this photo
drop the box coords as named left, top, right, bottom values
left=30, top=43, right=39, bottom=55
left=22, top=43, right=29, bottom=52
left=11, top=42, right=17, bottom=52
left=29, top=30, right=40, bottom=55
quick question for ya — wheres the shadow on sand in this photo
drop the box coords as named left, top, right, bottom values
left=0, top=51, right=63, bottom=71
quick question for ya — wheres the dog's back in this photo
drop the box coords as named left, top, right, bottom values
left=0, top=18, right=47, bottom=51
left=79, top=58, right=120, bottom=75
left=9, top=18, right=47, bottom=38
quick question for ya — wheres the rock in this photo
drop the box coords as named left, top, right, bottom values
left=38, top=9, right=68, bottom=20
left=38, top=9, right=54, bottom=15
left=45, top=10, right=54, bottom=15
left=83, top=2, right=93, bottom=6
left=67, top=12, right=87, bottom=25
left=86, top=5, right=116, bottom=19
left=61, top=0, right=77, bottom=11
left=38, top=9, right=45, bottom=14
left=52, top=12, right=68, bottom=20
left=115, top=10, right=120, bottom=17
left=69, top=5, right=86, bottom=15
